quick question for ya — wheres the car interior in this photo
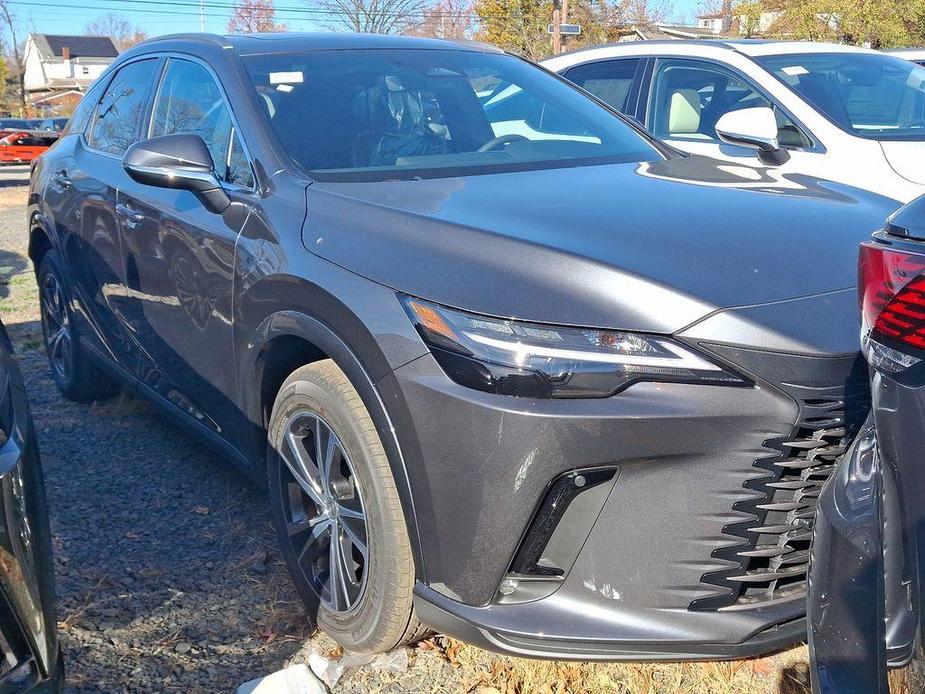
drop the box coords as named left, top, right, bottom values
left=654, top=64, right=809, bottom=147
left=244, top=53, right=645, bottom=174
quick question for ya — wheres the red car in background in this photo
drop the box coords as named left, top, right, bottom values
left=0, top=131, right=57, bottom=164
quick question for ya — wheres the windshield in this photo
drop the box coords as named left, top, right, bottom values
left=758, top=53, right=925, bottom=141
left=242, top=49, right=660, bottom=180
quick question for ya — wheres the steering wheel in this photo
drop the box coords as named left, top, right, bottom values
left=478, top=133, right=529, bottom=152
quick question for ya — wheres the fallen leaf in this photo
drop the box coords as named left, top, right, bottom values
left=193, top=506, right=210, bottom=515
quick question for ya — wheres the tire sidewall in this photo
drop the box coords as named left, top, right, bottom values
left=37, top=251, right=78, bottom=395
left=267, top=367, right=407, bottom=650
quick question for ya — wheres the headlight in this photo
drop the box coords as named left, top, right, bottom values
left=401, top=296, right=748, bottom=398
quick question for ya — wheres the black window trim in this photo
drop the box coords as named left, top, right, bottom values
left=644, top=55, right=825, bottom=154
left=149, top=53, right=258, bottom=193
left=84, top=55, right=165, bottom=160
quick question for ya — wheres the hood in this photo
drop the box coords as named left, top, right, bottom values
left=304, top=155, right=897, bottom=333
left=881, top=141, right=925, bottom=185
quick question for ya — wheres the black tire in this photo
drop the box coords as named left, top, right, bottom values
left=37, top=250, right=118, bottom=403
left=268, top=360, right=428, bottom=652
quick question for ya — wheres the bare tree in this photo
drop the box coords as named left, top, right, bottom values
left=311, top=0, right=428, bottom=34
left=85, top=12, right=148, bottom=48
left=0, top=0, right=24, bottom=116
left=227, top=0, right=288, bottom=32
left=406, top=0, right=474, bottom=38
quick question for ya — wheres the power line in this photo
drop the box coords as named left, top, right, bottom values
left=4, top=0, right=487, bottom=19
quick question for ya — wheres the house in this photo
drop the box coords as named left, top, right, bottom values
left=23, top=34, right=120, bottom=114
left=697, top=11, right=728, bottom=34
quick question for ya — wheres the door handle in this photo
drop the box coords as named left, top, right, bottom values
left=116, top=203, right=145, bottom=227
left=52, top=170, right=71, bottom=188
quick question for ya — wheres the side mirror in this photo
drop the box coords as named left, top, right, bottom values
left=715, top=107, right=790, bottom=166
left=123, top=133, right=230, bottom=214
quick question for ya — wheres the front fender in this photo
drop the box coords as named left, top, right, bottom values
left=237, top=305, right=427, bottom=580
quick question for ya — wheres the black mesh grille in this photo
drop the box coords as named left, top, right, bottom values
left=693, top=386, right=869, bottom=609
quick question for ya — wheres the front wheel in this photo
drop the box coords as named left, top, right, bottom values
left=267, top=360, right=427, bottom=652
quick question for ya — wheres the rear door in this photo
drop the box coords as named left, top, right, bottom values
left=115, top=56, right=254, bottom=441
left=43, top=57, right=161, bottom=372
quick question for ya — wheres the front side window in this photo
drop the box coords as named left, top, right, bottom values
left=650, top=58, right=810, bottom=148
left=89, top=59, right=159, bottom=155
left=151, top=58, right=233, bottom=180
left=759, top=53, right=925, bottom=141
left=565, top=58, right=641, bottom=114
left=242, top=49, right=659, bottom=180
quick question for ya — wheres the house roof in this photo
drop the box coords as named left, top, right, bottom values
left=627, top=23, right=719, bottom=40
left=31, top=34, right=120, bottom=60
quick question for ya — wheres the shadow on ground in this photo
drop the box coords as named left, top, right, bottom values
left=6, top=319, right=313, bottom=693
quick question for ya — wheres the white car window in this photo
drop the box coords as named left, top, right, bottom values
left=759, top=53, right=925, bottom=141
left=564, top=58, right=642, bottom=114
left=650, top=58, right=810, bottom=148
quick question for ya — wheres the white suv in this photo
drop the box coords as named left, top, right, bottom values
left=543, top=41, right=925, bottom=203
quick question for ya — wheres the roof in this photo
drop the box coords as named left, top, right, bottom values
left=139, top=32, right=501, bottom=56
left=545, top=38, right=876, bottom=66
left=31, top=34, right=120, bottom=59
left=887, top=48, right=925, bottom=58
left=729, top=40, right=878, bottom=56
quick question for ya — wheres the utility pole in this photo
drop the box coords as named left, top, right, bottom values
left=200, top=0, right=205, bottom=31
left=560, top=0, right=569, bottom=51
left=551, top=0, right=561, bottom=54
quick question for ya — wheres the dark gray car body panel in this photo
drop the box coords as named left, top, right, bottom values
left=809, top=196, right=925, bottom=691
left=27, top=32, right=902, bottom=660
left=0, top=321, right=63, bottom=691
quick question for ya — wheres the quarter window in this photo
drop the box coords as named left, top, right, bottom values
left=227, top=129, right=254, bottom=188
left=89, top=59, right=159, bottom=155
left=68, top=81, right=107, bottom=137
left=565, top=58, right=641, bottom=114
left=650, top=58, right=810, bottom=148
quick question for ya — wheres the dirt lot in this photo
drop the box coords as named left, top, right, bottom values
left=0, top=177, right=916, bottom=693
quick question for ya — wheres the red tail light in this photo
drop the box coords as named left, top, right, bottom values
left=859, top=241, right=925, bottom=371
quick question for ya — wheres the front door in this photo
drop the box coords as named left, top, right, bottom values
left=116, top=56, right=255, bottom=441
left=646, top=57, right=824, bottom=178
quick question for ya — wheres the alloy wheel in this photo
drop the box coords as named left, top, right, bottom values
left=279, top=411, right=368, bottom=613
left=40, top=272, right=72, bottom=381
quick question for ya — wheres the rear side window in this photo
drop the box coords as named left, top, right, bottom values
left=151, top=58, right=234, bottom=180
left=89, top=59, right=159, bottom=155
left=565, top=58, right=641, bottom=114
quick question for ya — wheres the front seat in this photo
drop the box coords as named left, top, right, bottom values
left=667, top=88, right=710, bottom=139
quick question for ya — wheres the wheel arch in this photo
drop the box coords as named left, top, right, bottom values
left=28, top=212, right=54, bottom=270
left=239, top=303, right=426, bottom=581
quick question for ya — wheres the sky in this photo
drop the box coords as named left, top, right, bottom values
left=16, top=0, right=704, bottom=38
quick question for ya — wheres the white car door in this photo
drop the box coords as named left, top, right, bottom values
left=644, top=57, right=826, bottom=178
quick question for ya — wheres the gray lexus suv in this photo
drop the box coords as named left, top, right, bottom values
left=28, top=32, right=897, bottom=659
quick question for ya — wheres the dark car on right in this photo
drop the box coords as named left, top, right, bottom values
left=809, top=196, right=925, bottom=693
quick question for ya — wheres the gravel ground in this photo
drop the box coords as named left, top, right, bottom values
left=1, top=178, right=922, bottom=694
